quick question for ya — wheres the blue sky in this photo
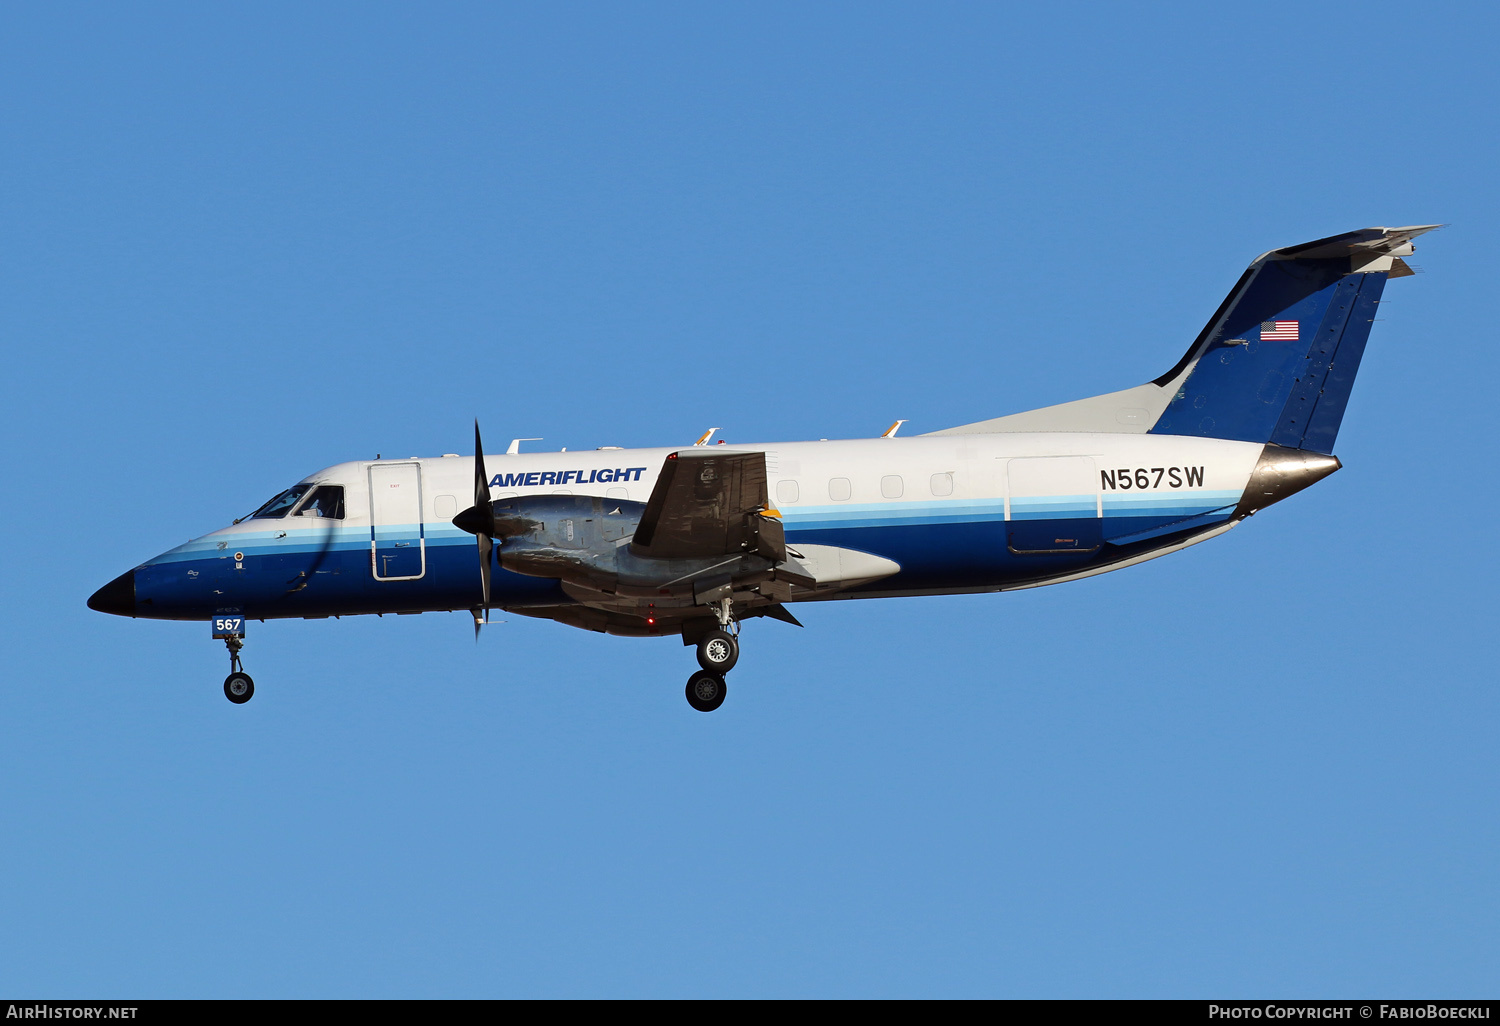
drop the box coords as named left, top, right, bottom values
left=2, top=3, right=1496, bottom=997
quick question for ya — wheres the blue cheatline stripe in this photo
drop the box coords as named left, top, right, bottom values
left=1009, top=496, right=1097, bottom=520
left=130, top=508, right=1253, bottom=622
left=782, top=498, right=1002, bottom=518
left=780, top=498, right=1003, bottom=531
left=1102, top=488, right=1241, bottom=518
left=1104, top=505, right=1237, bottom=545
left=151, top=489, right=1247, bottom=565
left=150, top=527, right=369, bottom=564
left=148, top=524, right=479, bottom=565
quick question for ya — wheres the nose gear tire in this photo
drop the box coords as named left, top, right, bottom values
left=224, top=672, right=255, bottom=704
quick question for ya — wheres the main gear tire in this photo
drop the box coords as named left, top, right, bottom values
left=696, top=630, right=739, bottom=674
left=685, top=671, right=727, bottom=713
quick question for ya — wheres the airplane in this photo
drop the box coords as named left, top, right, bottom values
left=88, top=225, right=1438, bottom=712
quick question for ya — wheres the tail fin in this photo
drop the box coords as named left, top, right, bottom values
left=929, top=225, right=1439, bottom=453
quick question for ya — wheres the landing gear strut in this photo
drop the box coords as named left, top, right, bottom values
left=685, top=598, right=737, bottom=711
left=223, top=635, right=254, bottom=705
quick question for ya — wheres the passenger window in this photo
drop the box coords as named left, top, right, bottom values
left=930, top=473, right=953, bottom=497
left=881, top=475, right=904, bottom=499
left=296, top=486, right=345, bottom=519
left=434, top=494, right=457, bottom=519
left=828, top=478, right=851, bottom=501
left=776, top=479, right=800, bottom=505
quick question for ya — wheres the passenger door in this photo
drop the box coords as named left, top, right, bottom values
left=369, top=462, right=426, bottom=580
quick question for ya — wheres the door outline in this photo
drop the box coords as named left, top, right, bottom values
left=1003, top=455, right=1103, bottom=555
left=369, top=462, right=427, bottom=581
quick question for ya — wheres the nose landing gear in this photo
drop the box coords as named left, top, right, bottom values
left=222, top=635, right=254, bottom=704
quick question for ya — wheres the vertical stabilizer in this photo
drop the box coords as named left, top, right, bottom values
left=928, top=225, right=1439, bottom=453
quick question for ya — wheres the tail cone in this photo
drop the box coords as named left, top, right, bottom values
left=1235, top=444, right=1341, bottom=517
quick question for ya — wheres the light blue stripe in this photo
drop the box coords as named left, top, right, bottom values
left=1103, top=488, right=1240, bottom=509
left=1010, top=496, right=1096, bottom=519
left=150, top=488, right=1247, bottom=563
left=782, top=499, right=1003, bottom=525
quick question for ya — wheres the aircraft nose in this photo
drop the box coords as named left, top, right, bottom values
left=87, top=569, right=136, bottom=617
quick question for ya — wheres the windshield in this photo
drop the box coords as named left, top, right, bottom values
left=249, top=484, right=313, bottom=519
left=295, top=485, right=345, bottom=520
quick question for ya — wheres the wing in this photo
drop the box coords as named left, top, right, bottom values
left=630, top=450, right=786, bottom=561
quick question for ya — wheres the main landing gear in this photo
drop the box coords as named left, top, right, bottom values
left=696, top=629, right=739, bottom=673
left=686, top=670, right=727, bottom=712
left=684, top=599, right=739, bottom=712
left=223, top=635, right=254, bottom=705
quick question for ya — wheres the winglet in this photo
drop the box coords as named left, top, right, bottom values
left=506, top=437, right=542, bottom=455
left=694, top=428, right=720, bottom=446
left=881, top=420, right=907, bottom=438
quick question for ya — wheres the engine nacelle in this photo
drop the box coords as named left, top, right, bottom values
left=490, top=494, right=784, bottom=593
left=492, top=495, right=641, bottom=587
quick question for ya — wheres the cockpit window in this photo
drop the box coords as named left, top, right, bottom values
left=249, top=484, right=313, bottom=519
left=295, top=485, right=345, bottom=520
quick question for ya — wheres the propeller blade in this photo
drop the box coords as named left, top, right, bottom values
left=469, top=419, right=498, bottom=637
left=478, top=532, right=492, bottom=615
left=473, top=419, right=497, bottom=538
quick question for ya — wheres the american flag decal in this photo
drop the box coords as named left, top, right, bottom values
left=1260, top=320, right=1298, bottom=341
